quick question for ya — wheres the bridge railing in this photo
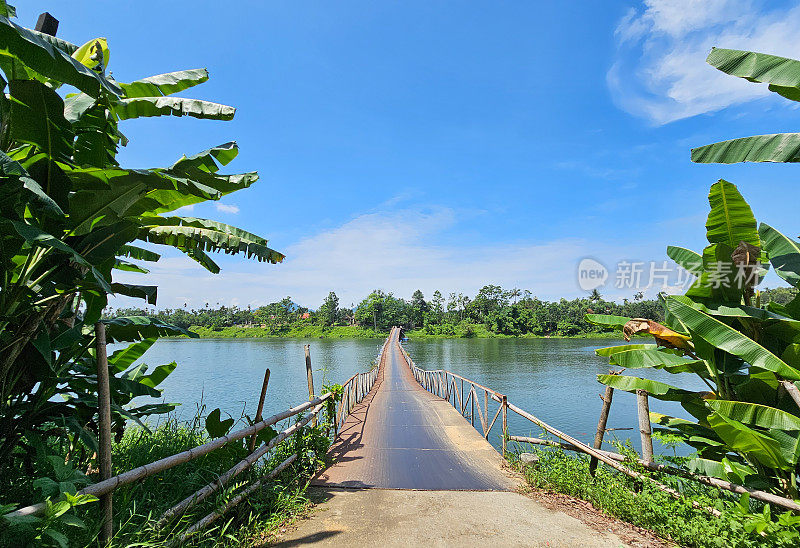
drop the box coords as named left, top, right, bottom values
left=398, top=344, right=509, bottom=455
left=397, top=340, right=800, bottom=514
left=335, top=331, right=390, bottom=432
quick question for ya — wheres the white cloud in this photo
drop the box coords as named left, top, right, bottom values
left=609, top=0, right=800, bottom=124
left=215, top=203, right=240, bottom=214
left=111, top=206, right=660, bottom=310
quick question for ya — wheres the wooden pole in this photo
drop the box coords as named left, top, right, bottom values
left=501, top=395, right=508, bottom=457
left=35, top=12, right=59, bottom=35
left=780, top=380, right=800, bottom=410
left=248, top=368, right=271, bottom=452
left=636, top=389, right=653, bottom=463
left=305, top=345, right=316, bottom=427
left=589, top=385, right=614, bottom=476
left=94, top=322, right=113, bottom=545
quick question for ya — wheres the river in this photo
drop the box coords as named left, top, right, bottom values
left=140, top=336, right=705, bottom=455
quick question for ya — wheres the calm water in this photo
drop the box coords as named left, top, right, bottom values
left=134, top=337, right=704, bottom=454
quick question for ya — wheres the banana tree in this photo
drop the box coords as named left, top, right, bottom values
left=588, top=180, right=800, bottom=498
left=0, top=4, right=284, bottom=466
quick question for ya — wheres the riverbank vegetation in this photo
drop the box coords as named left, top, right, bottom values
left=109, top=285, right=794, bottom=340
left=509, top=444, right=800, bottom=547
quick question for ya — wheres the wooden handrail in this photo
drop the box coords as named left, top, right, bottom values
left=6, top=393, right=332, bottom=519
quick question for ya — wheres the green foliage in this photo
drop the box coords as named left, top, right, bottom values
left=591, top=179, right=800, bottom=498
left=511, top=446, right=800, bottom=547
left=0, top=5, right=285, bottom=537
left=692, top=48, right=800, bottom=164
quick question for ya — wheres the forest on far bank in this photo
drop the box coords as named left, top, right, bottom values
left=107, top=285, right=798, bottom=338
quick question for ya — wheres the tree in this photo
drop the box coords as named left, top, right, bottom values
left=409, top=290, right=427, bottom=328
left=0, top=7, right=283, bottom=466
left=318, top=291, right=340, bottom=327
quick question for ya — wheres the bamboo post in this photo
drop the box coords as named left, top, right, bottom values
left=501, top=395, right=508, bottom=457
left=636, top=389, right=654, bottom=463
left=248, top=368, right=271, bottom=452
left=94, top=322, right=113, bottom=545
left=589, top=385, right=614, bottom=476
left=780, top=380, right=800, bottom=409
left=305, top=345, right=316, bottom=426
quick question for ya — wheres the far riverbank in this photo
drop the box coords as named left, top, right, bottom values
left=186, top=324, right=622, bottom=340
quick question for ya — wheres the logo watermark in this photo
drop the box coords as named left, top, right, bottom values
left=577, top=258, right=608, bottom=291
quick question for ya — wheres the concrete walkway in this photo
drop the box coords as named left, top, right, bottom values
left=277, top=328, right=629, bottom=546
left=274, top=488, right=627, bottom=547
left=313, top=327, right=516, bottom=490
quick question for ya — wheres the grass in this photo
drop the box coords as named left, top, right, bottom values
left=508, top=442, right=799, bottom=548
left=1, top=410, right=334, bottom=547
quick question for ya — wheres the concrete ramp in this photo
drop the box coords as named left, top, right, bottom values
left=313, top=327, right=517, bottom=491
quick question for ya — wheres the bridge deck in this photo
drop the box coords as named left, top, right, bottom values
left=314, top=328, right=517, bottom=490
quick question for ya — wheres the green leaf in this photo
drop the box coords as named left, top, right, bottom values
left=707, top=400, right=800, bottom=430
left=692, top=133, right=800, bottom=164
left=0, top=150, right=64, bottom=216
left=119, top=68, right=209, bottom=98
left=114, top=97, right=235, bottom=121
left=666, top=297, right=800, bottom=380
left=109, top=282, right=157, bottom=305
left=667, top=246, right=703, bottom=276
left=139, top=217, right=284, bottom=264
left=705, top=48, right=800, bottom=101
left=181, top=247, right=220, bottom=274
left=585, top=314, right=630, bottom=329
left=102, top=316, right=196, bottom=343
left=597, top=374, right=698, bottom=401
left=113, top=258, right=149, bottom=274
left=0, top=15, right=121, bottom=97
left=118, top=244, right=160, bottom=262
left=8, top=79, right=73, bottom=163
left=760, top=223, right=800, bottom=288
left=42, top=528, right=68, bottom=548
left=707, top=412, right=791, bottom=470
left=205, top=408, right=234, bottom=438
left=595, top=344, right=658, bottom=357
left=608, top=348, right=695, bottom=369
left=138, top=361, right=177, bottom=388
left=108, top=338, right=156, bottom=373
left=705, top=179, right=760, bottom=249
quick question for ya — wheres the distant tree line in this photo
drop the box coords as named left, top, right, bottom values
left=106, top=286, right=796, bottom=337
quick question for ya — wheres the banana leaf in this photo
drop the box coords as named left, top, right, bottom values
left=597, top=374, right=700, bottom=401
left=666, top=297, right=800, bottom=381
left=705, top=48, right=800, bottom=102
left=760, top=223, right=800, bottom=288
left=707, top=400, right=800, bottom=430
left=114, top=97, right=235, bottom=121
left=595, top=344, right=658, bottom=357
left=667, top=245, right=703, bottom=275
left=0, top=15, right=121, bottom=96
left=692, top=133, right=800, bottom=164
left=119, top=68, right=209, bottom=98
left=707, top=412, right=791, bottom=470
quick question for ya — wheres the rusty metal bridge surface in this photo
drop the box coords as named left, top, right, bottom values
left=314, top=328, right=516, bottom=491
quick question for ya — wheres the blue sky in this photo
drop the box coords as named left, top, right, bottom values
left=20, top=1, right=800, bottom=308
